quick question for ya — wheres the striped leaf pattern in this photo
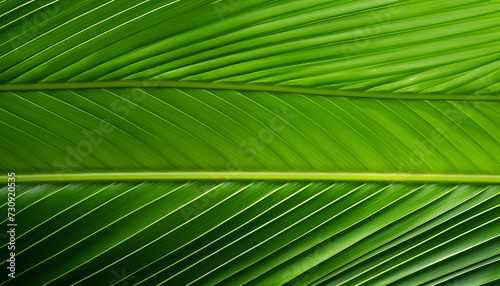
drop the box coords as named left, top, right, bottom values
left=1, top=0, right=500, bottom=285
left=1, top=0, right=500, bottom=95
left=2, top=88, right=500, bottom=175
left=1, top=182, right=498, bottom=285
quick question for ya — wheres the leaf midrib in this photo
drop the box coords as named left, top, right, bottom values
left=0, top=81, right=498, bottom=101
left=3, top=172, right=500, bottom=183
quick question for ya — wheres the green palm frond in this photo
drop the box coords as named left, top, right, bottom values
left=0, top=0, right=499, bottom=285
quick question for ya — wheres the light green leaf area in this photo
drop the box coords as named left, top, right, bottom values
left=1, top=0, right=500, bottom=285
left=0, top=181, right=499, bottom=285
left=0, top=0, right=499, bottom=95
left=1, top=87, right=500, bottom=177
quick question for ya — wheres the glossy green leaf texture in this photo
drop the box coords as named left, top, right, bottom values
left=1, top=181, right=499, bottom=285
left=0, top=0, right=499, bottom=285
left=2, top=88, right=500, bottom=175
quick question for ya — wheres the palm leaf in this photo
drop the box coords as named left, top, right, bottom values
left=1, top=0, right=499, bottom=285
